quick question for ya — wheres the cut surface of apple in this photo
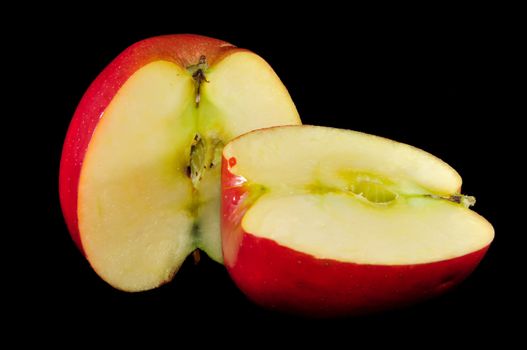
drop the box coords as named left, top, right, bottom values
left=60, top=35, right=300, bottom=291
left=221, top=125, right=494, bottom=315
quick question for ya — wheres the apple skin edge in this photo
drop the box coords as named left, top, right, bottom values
left=221, top=156, right=490, bottom=317
left=59, top=34, right=244, bottom=254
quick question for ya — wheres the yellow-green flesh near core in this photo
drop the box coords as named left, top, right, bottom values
left=78, top=53, right=300, bottom=291
left=223, top=126, right=494, bottom=265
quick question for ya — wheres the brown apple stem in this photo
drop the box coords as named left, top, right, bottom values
left=427, top=194, right=476, bottom=208
left=449, top=194, right=476, bottom=207
left=192, top=249, right=201, bottom=265
left=188, top=55, right=209, bottom=107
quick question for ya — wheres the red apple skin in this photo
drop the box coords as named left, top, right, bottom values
left=221, top=156, right=490, bottom=317
left=60, top=35, right=244, bottom=253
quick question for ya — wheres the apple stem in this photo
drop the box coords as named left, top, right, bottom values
left=187, top=55, right=209, bottom=107
left=427, top=194, right=476, bottom=208
left=449, top=194, right=476, bottom=208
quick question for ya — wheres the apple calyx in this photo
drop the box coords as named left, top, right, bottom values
left=192, top=249, right=201, bottom=264
left=187, top=55, right=209, bottom=107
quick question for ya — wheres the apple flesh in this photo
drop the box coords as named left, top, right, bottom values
left=221, top=125, right=494, bottom=316
left=60, top=35, right=300, bottom=291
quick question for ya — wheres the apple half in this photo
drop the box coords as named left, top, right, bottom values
left=59, top=35, right=300, bottom=291
left=221, top=125, right=494, bottom=316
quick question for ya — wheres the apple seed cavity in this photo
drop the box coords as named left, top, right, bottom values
left=188, top=133, right=224, bottom=189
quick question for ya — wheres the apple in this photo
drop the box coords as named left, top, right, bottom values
left=59, top=34, right=301, bottom=291
left=221, top=125, right=494, bottom=316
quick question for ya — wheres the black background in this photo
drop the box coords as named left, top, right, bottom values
left=17, top=8, right=513, bottom=342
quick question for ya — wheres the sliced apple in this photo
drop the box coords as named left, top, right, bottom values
left=60, top=35, right=300, bottom=291
left=221, top=125, right=494, bottom=316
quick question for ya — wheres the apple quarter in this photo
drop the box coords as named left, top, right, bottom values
left=221, top=125, right=493, bottom=316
